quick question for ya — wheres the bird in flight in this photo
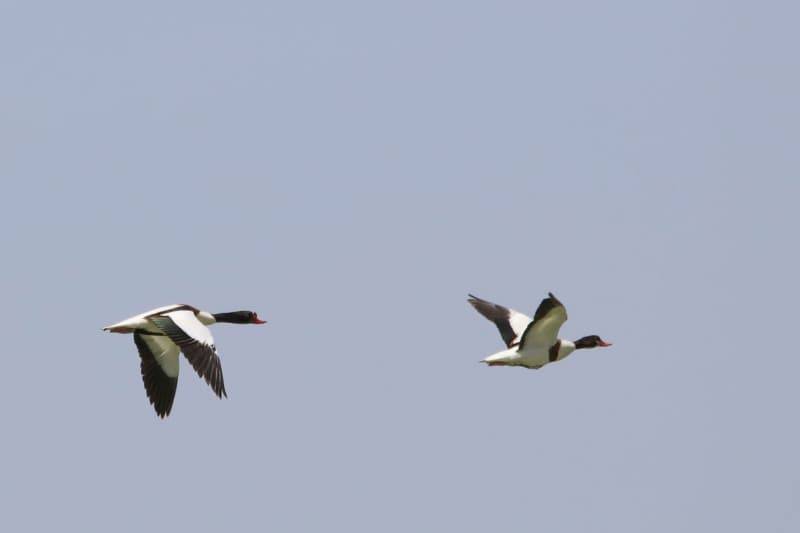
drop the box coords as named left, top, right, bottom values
left=468, top=292, right=611, bottom=370
left=104, top=304, right=266, bottom=417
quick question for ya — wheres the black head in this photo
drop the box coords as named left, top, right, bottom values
left=574, top=335, right=612, bottom=349
left=212, top=311, right=267, bottom=325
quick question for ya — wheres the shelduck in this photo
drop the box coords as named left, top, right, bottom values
left=468, top=292, right=611, bottom=369
left=104, top=304, right=266, bottom=417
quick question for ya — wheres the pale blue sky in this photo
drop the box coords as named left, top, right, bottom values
left=1, top=1, right=799, bottom=531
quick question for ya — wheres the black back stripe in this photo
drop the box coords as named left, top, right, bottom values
left=134, top=329, right=166, bottom=336
left=143, top=304, right=199, bottom=319
left=549, top=341, right=561, bottom=363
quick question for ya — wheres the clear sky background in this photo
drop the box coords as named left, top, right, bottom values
left=1, top=1, right=798, bottom=531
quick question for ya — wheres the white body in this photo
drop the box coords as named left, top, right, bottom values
left=471, top=293, right=610, bottom=370
left=103, top=306, right=220, bottom=376
left=104, top=304, right=260, bottom=417
left=483, top=340, right=576, bottom=369
left=470, top=293, right=573, bottom=369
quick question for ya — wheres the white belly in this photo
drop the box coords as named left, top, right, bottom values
left=516, top=346, right=550, bottom=368
left=483, top=346, right=550, bottom=368
left=483, top=340, right=576, bottom=369
left=517, top=340, right=576, bottom=367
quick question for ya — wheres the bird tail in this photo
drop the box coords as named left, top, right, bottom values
left=481, top=349, right=515, bottom=366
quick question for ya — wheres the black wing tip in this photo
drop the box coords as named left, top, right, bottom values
left=147, top=386, right=177, bottom=419
left=149, top=391, right=175, bottom=418
left=547, top=292, right=563, bottom=306
left=467, top=293, right=497, bottom=309
left=219, top=378, right=228, bottom=399
left=210, top=388, right=227, bottom=400
left=136, top=333, right=178, bottom=419
left=467, top=294, right=489, bottom=311
left=208, top=375, right=227, bottom=399
left=213, top=380, right=227, bottom=399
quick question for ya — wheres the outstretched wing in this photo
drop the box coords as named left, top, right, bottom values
left=518, top=293, right=568, bottom=351
left=468, top=294, right=532, bottom=348
left=134, top=332, right=179, bottom=418
left=150, top=310, right=227, bottom=399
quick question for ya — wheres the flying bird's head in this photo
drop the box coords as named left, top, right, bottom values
left=213, top=311, right=267, bottom=324
left=574, top=335, right=612, bottom=349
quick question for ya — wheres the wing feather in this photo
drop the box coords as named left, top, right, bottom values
left=468, top=294, right=532, bottom=348
left=150, top=311, right=227, bottom=399
left=134, top=333, right=179, bottom=418
left=518, top=293, right=568, bottom=351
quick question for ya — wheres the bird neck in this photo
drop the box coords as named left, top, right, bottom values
left=574, top=337, right=593, bottom=349
left=212, top=312, right=237, bottom=324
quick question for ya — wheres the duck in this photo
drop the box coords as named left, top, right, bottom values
left=103, top=304, right=266, bottom=417
left=468, top=292, right=611, bottom=369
